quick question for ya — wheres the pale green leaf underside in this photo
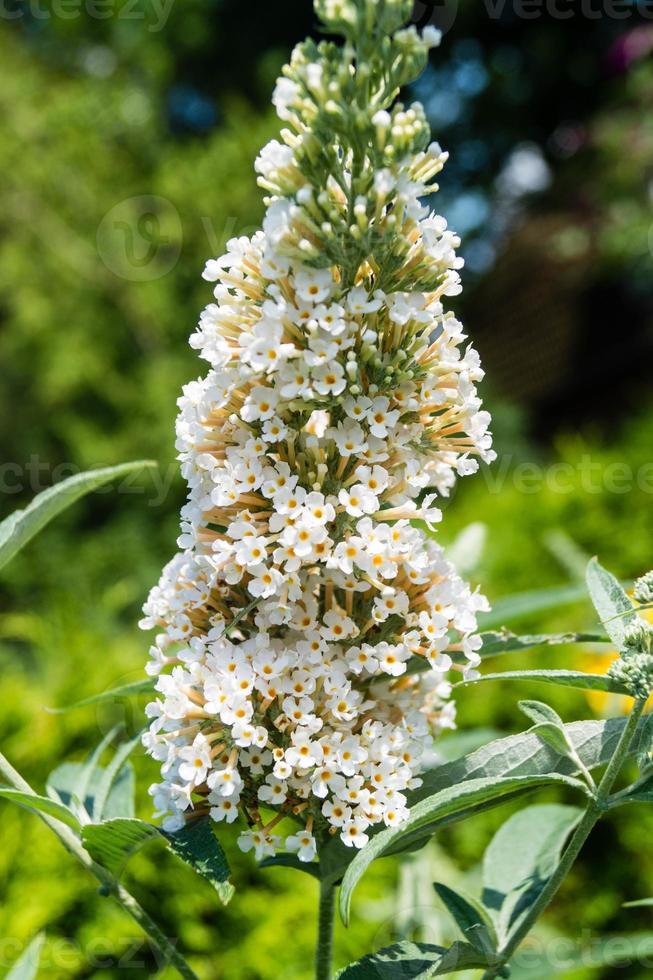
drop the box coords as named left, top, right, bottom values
left=339, top=773, right=585, bottom=924
left=0, top=460, right=156, bottom=571
left=320, top=715, right=652, bottom=889
left=458, top=670, right=629, bottom=695
left=0, top=788, right=81, bottom=833
left=585, top=557, right=636, bottom=649
left=482, top=803, right=582, bottom=945
left=6, top=933, right=45, bottom=980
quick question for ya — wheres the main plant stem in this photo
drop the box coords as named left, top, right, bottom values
left=315, top=878, right=336, bottom=980
left=0, top=750, right=198, bottom=980
left=482, top=697, right=648, bottom=980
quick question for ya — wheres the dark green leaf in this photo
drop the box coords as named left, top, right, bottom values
left=0, top=788, right=81, bottom=833
left=339, top=773, right=584, bottom=925
left=335, top=940, right=491, bottom=979
left=482, top=804, right=582, bottom=945
left=458, top=669, right=628, bottom=695
left=586, top=557, right=635, bottom=649
left=259, top=852, right=321, bottom=880
left=165, top=817, right=234, bottom=905
left=6, top=933, right=45, bottom=980
left=0, top=461, right=156, bottom=572
left=433, top=882, right=497, bottom=953
left=82, top=819, right=160, bottom=877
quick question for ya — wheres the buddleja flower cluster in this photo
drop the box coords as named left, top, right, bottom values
left=140, top=0, right=495, bottom=863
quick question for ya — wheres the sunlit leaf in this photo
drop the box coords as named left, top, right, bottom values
left=457, top=669, right=628, bottom=694
left=339, top=773, right=585, bottom=924
left=586, top=557, right=635, bottom=649
left=0, top=788, right=81, bottom=833
left=0, top=461, right=156, bottom=571
left=482, top=804, right=582, bottom=945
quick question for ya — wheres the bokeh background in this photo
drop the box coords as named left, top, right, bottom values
left=1, top=0, right=653, bottom=976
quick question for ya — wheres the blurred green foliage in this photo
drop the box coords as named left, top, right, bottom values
left=1, top=4, right=653, bottom=978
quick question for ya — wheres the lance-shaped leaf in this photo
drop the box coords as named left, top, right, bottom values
left=92, top=730, right=142, bottom=822
left=433, top=882, right=497, bottom=955
left=586, top=557, right=636, bottom=649
left=0, top=788, right=81, bottom=833
left=49, top=679, right=155, bottom=713
left=0, top=461, right=156, bottom=571
left=83, top=815, right=234, bottom=905
left=6, top=933, right=45, bottom=980
left=475, top=631, right=607, bottom=659
left=624, top=898, right=653, bottom=908
left=259, top=852, right=322, bottom=880
left=320, top=715, right=653, bottom=887
left=339, top=773, right=585, bottom=925
left=518, top=701, right=575, bottom=757
left=482, top=804, right=582, bottom=946
left=335, top=940, right=492, bottom=979
left=457, top=669, right=628, bottom=695
left=47, top=761, right=135, bottom=820
left=83, top=819, right=160, bottom=876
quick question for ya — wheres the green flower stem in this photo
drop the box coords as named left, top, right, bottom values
left=0, top=750, right=199, bottom=980
left=316, top=878, right=336, bottom=980
left=481, top=697, right=649, bottom=980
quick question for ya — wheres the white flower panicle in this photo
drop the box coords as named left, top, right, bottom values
left=141, top=0, right=495, bottom=861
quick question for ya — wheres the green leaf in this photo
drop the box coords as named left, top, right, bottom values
left=508, top=933, right=653, bottom=978
left=82, top=819, right=161, bottom=877
left=0, top=461, right=156, bottom=572
left=335, top=940, right=491, bottom=979
left=0, top=788, right=81, bottom=833
left=259, top=852, right=322, bottom=880
left=433, top=882, right=497, bottom=954
left=586, top=556, right=636, bottom=649
left=624, top=898, right=653, bottom=908
left=68, top=725, right=124, bottom=821
left=320, top=715, right=653, bottom=888
left=416, top=717, right=652, bottom=803
left=518, top=701, right=573, bottom=756
left=92, top=731, right=142, bottom=822
left=476, top=631, right=607, bottom=659
left=478, top=583, right=590, bottom=631
left=482, top=804, right=582, bottom=945
left=6, top=933, right=45, bottom=980
left=48, top=679, right=155, bottom=713
left=339, top=773, right=585, bottom=925
left=165, top=817, right=234, bottom=905
left=47, top=761, right=135, bottom=820
left=458, top=669, right=628, bottom=695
